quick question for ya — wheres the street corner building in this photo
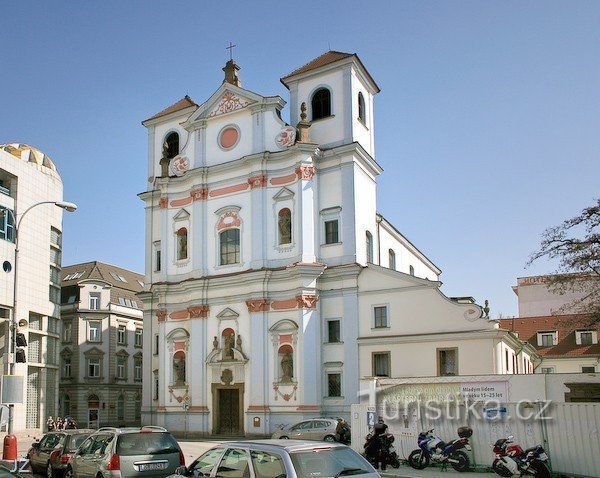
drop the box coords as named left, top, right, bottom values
left=139, top=51, right=530, bottom=437
left=0, top=143, right=65, bottom=431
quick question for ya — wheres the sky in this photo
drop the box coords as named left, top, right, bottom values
left=1, top=1, right=599, bottom=318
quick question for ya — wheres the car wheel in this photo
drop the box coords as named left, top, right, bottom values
left=47, top=462, right=55, bottom=478
left=324, top=435, right=336, bottom=442
left=279, top=436, right=289, bottom=439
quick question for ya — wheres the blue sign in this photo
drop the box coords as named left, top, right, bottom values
left=367, top=411, right=376, bottom=427
left=483, top=407, right=507, bottom=421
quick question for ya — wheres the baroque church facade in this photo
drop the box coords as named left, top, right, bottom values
left=139, top=51, right=513, bottom=436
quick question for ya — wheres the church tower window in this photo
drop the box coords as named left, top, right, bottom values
left=176, top=227, right=188, bottom=261
left=366, top=231, right=373, bottom=263
left=164, top=132, right=179, bottom=159
left=389, top=249, right=396, bottom=270
left=278, top=208, right=292, bottom=245
left=409, top=265, right=415, bottom=276
left=220, top=229, right=240, bottom=265
left=311, top=88, right=331, bottom=120
left=358, top=92, right=366, bottom=123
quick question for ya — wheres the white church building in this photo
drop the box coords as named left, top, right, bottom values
left=139, top=51, right=533, bottom=436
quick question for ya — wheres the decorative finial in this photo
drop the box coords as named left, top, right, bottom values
left=226, top=42, right=237, bottom=61
left=300, top=102, right=307, bottom=121
left=483, top=299, right=490, bottom=318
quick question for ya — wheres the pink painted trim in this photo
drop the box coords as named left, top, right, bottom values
left=270, top=172, right=297, bottom=186
left=246, top=299, right=271, bottom=312
left=209, top=182, right=249, bottom=198
left=191, top=188, right=208, bottom=201
left=296, top=165, right=315, bottom=181
left=248, top=405, right=270, bottom=411
left=271, top=298, right=298, bottom=310
left=174, top=341, right=185, bottom=351
left=170, top=196, right=193, bottom=207
left=170, top=309, right=189, bottom=320
left=217, top=211, right=241, bottom=231
left=297, top=405, right=320, bottom=411
left=279, top=334, right=293, bottom=344
left=296, top=294, right=319, bottom=309
left=188, top=405, right=209, bottom=412
left=248, top=175, right=267, bottom=189
left=156, top=309, right=167, bottom=322
left=159, top=197, right=168, bottom=209
left=188, top=305, right=209, bottom=318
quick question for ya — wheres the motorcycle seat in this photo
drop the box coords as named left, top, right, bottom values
left=523, top=446, right=540, bottom=455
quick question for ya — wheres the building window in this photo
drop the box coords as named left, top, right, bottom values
left=176, top=227, right=188, bottom=260
left=324, top=220, right=339, bottom=244
left=135, top=328, right=143, bottom=347
left=154, top=375, right=159, bottom=400
left=219, top=229, right=240, bottom=265
left=88, top=322, right=101, bottom=342
left=117, top=395, right=125, bottom=421
left=537, top=331, right=557, bottom=347
left=117, top=325, right=126, bottom=344
left=88, top=358, right=100, bottom=377
left=62, top=321, right=72, bottom=342
left=576, top=330, right=597, bottom=345
left=50, top=227, right=62, bottom=247
left=278, top=208, right=292, bottom=245
left=117, top=357, right=126, bottom=379
left=327, top=320, right=341, bottom=343
left=50, top=247, right=61, bottom=265
left=164, top=132, right=179, bottom=159
left=89, top=292, right=100, bottom=310
left=49, top=285, right=60, bottom=304
left=327, top=373, right=342, bottom=397
left=154, top=241, right=161, bottom=272
left=134, top=357, right=142, bottom=381
left=373, top=306, right=388, bottom=328
left=0, top=208, right=15, bottom=242
left=63, top=357, right=71, bottom=378
left=409, top=265, right=415, bottom=276
left=438, top=348, right=458, bottom=376
left=154, top=334, right=159, bottom=355
left=388, top=249, right=396, bottom=270
left=373, top=352, right=391, bottom=377
left=366, top=231, right=373, bottom=263
left=50, top=265, right=60, bottom=284
left=505, top=349, right=510, bottom=372
left=311, top=88, right=331, bottom=120
left=582, top=366, right=596, bottom=373
left=541, top=367, right=555, bottom=374
left=358, top=92, right=367, bottom=123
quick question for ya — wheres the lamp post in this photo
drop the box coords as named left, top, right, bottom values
left=1, top=200, right=77, bottom=458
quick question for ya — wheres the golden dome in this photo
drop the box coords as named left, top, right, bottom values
left=0, top=143, right=57, bottom=172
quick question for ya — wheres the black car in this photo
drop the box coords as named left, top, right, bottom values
left=27, top=429, right=94, bottom=478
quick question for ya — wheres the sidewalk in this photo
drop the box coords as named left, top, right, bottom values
left=380, top=464, right=497, bottom=478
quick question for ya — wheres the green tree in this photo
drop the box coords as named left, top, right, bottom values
left=528, top=199, right=600, bottom=324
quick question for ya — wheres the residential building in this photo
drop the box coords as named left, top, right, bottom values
left=500, top=274, right=600, bottom=374
left=59, top=261, right=144, bottom=428
left=139, top=50, right=533, bottom=437
left=0, top=143, right=65, bottom=431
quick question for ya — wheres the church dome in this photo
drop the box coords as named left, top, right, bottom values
left=0, top=143, right=57, bottom=172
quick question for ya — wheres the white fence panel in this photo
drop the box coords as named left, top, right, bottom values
left=350, top=404, right=374, bottom=453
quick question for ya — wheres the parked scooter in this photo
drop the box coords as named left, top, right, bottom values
left=491, top=436, right=550, bottom=478
left=408, top=427, right=472, bottom=472
left=364, top=432, right=401, bottom=469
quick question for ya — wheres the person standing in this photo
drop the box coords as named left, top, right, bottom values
left=46, top=416, right=55, bottom=432
left=55, top=416, right=63, bottom=431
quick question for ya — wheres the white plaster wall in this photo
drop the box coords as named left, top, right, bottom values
left=536, top=357, right=599, bottom=374
left=353, top=166, right=377, bottom=265
left=151, top=118, right=194, bottom=177
left=204, top=110, right=254, bottom=167
left=350, top=69, right=374, bottom=156
left=515, top=277, right=591, bottom=317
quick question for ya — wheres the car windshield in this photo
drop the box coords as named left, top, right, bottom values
left=290, top=447, right=373, bottom=478
left=67, top=435, right=91, bottom=452
left=116, top=433, right=180, bottom=456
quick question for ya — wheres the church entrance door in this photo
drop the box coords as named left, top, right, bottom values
left=212, top=384, right=244, bottom=436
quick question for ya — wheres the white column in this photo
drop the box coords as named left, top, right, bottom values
left=158, top=320, right=167, bottom=407
left=342, top=290, right=360, bottom=406
left=300, top=307, right=321, bottom=406
left=247, top=306, right=269, bottom=435
left=250, top=182, right=267, bottom=269
left=298, top=171, right=317, bottom=263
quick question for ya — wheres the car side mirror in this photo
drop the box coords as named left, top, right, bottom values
left=175, top=466, right=188, bottom=476
left=31, top=442, right=40, bottom=449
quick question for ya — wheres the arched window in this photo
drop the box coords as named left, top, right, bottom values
left=278, top=344, right=294, bottom=383
left=176, top=227, right=188, bottom=261
left=389, top=249, right=396, bottom=270
left=220, top=229, right=240, bottom=265
left=164, top=132, right=179, bottom=159
left=311, top=88, right=331, bottom=121
left=278, top=208, right=292, bottom=245
left=117, top=394, right=125, bottom=421
left=366, top=231, right=373, bottom=263
left=173, top=350, right=186, bottom=385
left=63, top=394, right=71, bottom=417
left=358, top=92, right=366, bottom=122
left=409, top=265, right=415, bottom=276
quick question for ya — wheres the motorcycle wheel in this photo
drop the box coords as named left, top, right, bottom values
left=390, top=457, right=400, bottom=469
left=408, top=450, right=429, bottom=470
left=528, top=460, right=550, bottom=478
left=449, top=451, right=470, bottom=473
left=492, top=459, right=513, bottom=478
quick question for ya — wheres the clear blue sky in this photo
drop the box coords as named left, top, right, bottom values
left=2, top=1, right=599, bottom=317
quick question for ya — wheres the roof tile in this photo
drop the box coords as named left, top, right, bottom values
left=282, top=51, right=354, bottom=79
left=143, top=95, right=198, bottom=123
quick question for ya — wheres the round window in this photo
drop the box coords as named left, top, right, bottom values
left=219, top=126, right=240, bottom=150
left=2, top=261, right=11, bottom=273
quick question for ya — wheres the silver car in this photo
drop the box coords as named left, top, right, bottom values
left=65, top=426, right=184, bottom=478
left=170, top=440, right=378, bottom=478
left=271, top=419, right=342, bottom=442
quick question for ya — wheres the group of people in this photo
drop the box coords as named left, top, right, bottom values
left=46, top=415, right=77, bottom=431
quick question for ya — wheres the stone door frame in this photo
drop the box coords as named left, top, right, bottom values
left=211, top=382, right=245, bottom=435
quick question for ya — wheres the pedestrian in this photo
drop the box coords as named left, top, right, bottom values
left=46, top=416, right=55, bottom=432
left=55, top=416, right=64, bottom=431
left=65, top=416, right=77, bottom=430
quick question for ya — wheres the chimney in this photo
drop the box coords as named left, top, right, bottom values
left=223, top=60, right=242, bottom=88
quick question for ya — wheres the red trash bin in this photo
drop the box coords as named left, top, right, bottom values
left=3, top=434, right=17, bottom=460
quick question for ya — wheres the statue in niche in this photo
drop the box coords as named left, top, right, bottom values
left=223, top=333, right=235, bottom=360
left=281, top=351, right=293, bottom=382
left=173, top=356, right=186, bottom=385
left=213, top=336, right=219, bottom=350
left=160, top=141, right=170, bottom=177
left=236, top=334, right=243, bottom=351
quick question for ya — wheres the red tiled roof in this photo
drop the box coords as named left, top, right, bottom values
left=499, top=315, right=600, bottom=358
left=143, top=95, right=198, bottom=123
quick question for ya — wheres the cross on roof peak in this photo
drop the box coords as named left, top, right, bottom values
left=226, top=42, right=236, bottom=61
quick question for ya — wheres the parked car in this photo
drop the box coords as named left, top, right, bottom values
left=64, top=426, right=184, bottom=478
left=27, top=429, right=94, bottom=478
left=170, top=440, right=378, bottom=478
left=272, top=418, right=349, bottom=442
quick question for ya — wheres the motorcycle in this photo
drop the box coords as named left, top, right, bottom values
left=364, top=432, right=401, bottom=469
left=492, top=436, right=550, bottom=478
left=408, top=427, right=472, bottom=472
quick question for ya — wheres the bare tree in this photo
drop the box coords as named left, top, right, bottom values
left=528, top=199, right=600, bottom=324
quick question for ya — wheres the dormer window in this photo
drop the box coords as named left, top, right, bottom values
left=576, top=330, right=597, bottom=346
left=164, top=132, right=179, bottom=159
left=311, top=88, right=331, bottom=120
left=358, top=92, right=366, bottom=123
left=537, top=331, right=558, bottom=347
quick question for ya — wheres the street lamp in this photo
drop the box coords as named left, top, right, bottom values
left=1, top=200, right=77, bottom=458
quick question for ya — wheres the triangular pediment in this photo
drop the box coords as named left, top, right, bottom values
left=273, top=187, right=295, bottom=201
left=216, top=307, right=240, bottom=320
left=84, top=346, right=104, bottom=357
left=184, top=83, right=262, bottom=125
left=173, top=208, right=190, bottom=221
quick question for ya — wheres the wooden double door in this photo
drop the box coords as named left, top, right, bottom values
left=213, top=385, right=244, bottom=435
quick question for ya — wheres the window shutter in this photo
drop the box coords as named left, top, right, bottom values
left=576, top=332, right=581, bottom=346
left=593, top=331, right=598, bottom=345
left=552, top=332, right=558, bottom=345
left=537, top=334, right=542, bottom=347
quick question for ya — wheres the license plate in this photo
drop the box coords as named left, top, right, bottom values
left=139, top=463, right=167, bottom=472
left=538, top=453, right=548, bottom=461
